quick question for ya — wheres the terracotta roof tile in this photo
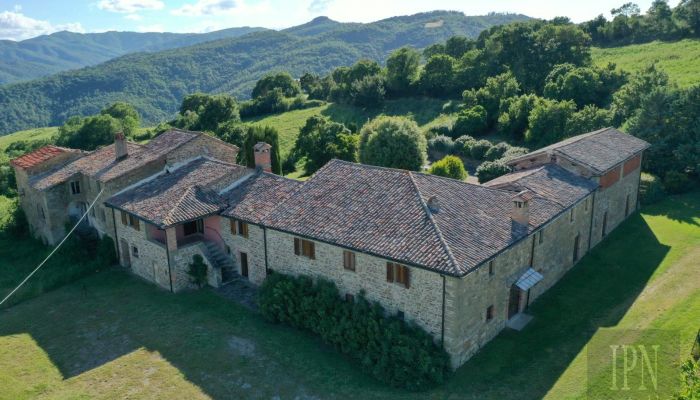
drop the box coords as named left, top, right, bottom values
left=221, top=172, right=302, bottom=225
left=10, top=145, right=81, bottom=169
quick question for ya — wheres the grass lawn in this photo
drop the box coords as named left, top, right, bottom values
left=0, top=127, right=58, bottom=151
left=592, top=39, right=700, bottom=88
left=0, top=192, right=698, bottom=399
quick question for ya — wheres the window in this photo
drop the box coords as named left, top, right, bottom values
left=183, top=219, right=203, bottom=236
left=240, top=252, right=249, bottom=278
left=230, top=219, right=249, bottom=238
left=584, top=198, right=589, bottom=212
left=343, top=250, right=356, bottom=271
left=569, top=209, right=574, bottom=223
left=128, top=214, right=140, bottom=231
left=538, top=231, right=544, bottom=245
left=225, top=245, right=231, bottom=255
left=488, top=260, right=495, bottom=276
left=625, top=194, right=631, bottom=216
left=386, top=262, right=410, bottom=288
left=293, top=238, right=315, bottom=259
left=573, top=234, right=581, bottom=262
left=132, top=246, right=139, bottom=258
left=70, top=181, right=81, bottom=194
left=121, top=211, right=128, bottom=226
left=397, top=311, right=405, bottom=320
left=486, top=305, right=494, bottom=321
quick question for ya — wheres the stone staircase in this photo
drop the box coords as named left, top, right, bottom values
left=203, top=241, right=237, bottom=284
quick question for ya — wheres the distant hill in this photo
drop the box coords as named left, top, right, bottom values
left=0, top=11, right=530, bottom=135
left=0, top=27, right=266, bottom=85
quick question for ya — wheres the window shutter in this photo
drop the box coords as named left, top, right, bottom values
left=403, top=267, right=410, bottom=289
left=230, top=219, right=237, bottom=234
left=121, top=211, right=127, bottom=225
left=294, top=238, right=300, bottom=255
left=386, top=263, right=394, bottom=282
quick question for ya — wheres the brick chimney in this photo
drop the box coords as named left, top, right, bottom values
left=253, top=142, right=272, bottom=172
left=114, top=131, right=128, bottom=161
left=511, top=190, right=533, bottom=226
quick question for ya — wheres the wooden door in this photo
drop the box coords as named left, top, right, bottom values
left=508, top=285, right=521, bottom=319
left=240, top=252, right=248, bottom=278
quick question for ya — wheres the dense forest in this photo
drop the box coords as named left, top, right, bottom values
left=0, top=27, right=266, bottom=85
left=0, top=11, right=530, bottom=135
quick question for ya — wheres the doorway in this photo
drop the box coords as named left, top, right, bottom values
left=240, top=252, right=249, bottom=278
left=120, top=239, right=131, bottom=267
left=508, top=285, right=522, bottom=319
left=573, top=234, right=581, bottom=262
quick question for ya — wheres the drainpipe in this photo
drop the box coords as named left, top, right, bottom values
left=587, top=191, right=597, bottom=252
left=441, top=275, right=446, bottom=346
left=165, top=243, right=174, bottom=293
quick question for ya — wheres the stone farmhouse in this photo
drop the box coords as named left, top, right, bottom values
left=12, top=127, right=649, bottom=368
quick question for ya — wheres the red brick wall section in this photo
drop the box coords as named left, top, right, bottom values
left=623, top=154, right=641, bottom=176
left=599, top=166, right=621, bottom=189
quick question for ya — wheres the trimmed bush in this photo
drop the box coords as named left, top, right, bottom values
left=359, top=116, right=427, bottom=171
left=639, top=172, right=666, bottom=205
left=428, top=135, right=454, bottom=155
left=476, top=161, right=511, bottom=183
left=429, top=156, right=467, bottom=180
left=259, top=273, right=451, bottom=390
left=187, top=254, right=208, bottom=288
left=469, top=139, right=492, bottom=160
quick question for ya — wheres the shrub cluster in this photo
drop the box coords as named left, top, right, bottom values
left=639, top=172, right=666, bottom=205
left=429, top=155, right=467, bottom=180
left=259, top=273, right=451, bottom=390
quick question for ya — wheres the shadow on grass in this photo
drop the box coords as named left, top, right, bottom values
left=641, top=191, right=700, bottom=226
left=321, top=97, right=448, bottom=128
left=0, top=210, right=674, bottom=399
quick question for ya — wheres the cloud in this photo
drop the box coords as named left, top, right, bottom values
left=125, top=13, right=143, bottom=21
left=0, top=10, right=84, bottom=41
left=97, top=0, right=164, bottom=14
left=308, top=0, right=333, bottom=13
left=172, top=0, right=269, bottom=17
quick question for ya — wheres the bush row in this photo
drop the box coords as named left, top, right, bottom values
left=258, top=273, right=451, bottom=391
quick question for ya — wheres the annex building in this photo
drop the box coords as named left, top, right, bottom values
left=12, top=127, right=649, bottom=367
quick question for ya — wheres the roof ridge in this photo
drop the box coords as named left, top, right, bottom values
left=408, top=171, right=461, bottom=274
left=163, top=185, right=198, bottom=226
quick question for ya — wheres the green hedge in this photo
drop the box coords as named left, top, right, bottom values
left=258, top=273, right=451, bottom=390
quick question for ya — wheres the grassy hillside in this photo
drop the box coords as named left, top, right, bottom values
left=592, top=39, right=700, bottom=87
left=0, top=192, right=697, bottom=399
left=0, top=11, right=530, bottom=135
left=0, top=127, right=57, bottom=151
left=0, top=28, right=266, bottom=85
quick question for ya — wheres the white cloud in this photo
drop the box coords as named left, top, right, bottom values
left=125, top=13, right=143, bottom=21
left=0, top=11, right=84, bottom=41
left=97, top=0, right=164, bottom=14
left=172, top=0, right=270, bottom=17
left=308, top=0, right=333, bottom=13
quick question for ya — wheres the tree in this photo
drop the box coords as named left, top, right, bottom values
left=452, top=106, right=488, bottom=137
left=675, top=0, right=700, bottom=36
left=187, top=254, right=208, bottom=288
left=215, top=120, right=247, bottom=149
left=178, top=93, right=240, bottom=131
left=471, top=72, right=520, bottom=126
left=543, top=63, right=627, bottom=108
left=350, top=75, right=386, bottom=107
left=243, top=125, right=282, bottom=174
left=419, top=54, right=456, bottom=97
left=525, top=99, right=577, bottom=146
left=429, top=156, right=467, bottom=180
left=611, top=63, right=669, bottom=125
left=55, top=114, right=121, bottom=150
left=386, top=47, right=420, bottom=96
left=565, top=105, right=613, bottom=136
left=611, top=2, right=641, bottom=17
left=476, top=161, right=511, bottom=183
left=497, top=94, right=543, bottom=140
left=647, top=0, right=675, bottom=37
left=294, top=116, right=359, bottom=174
left=444, top=36, right=474, bottom=58
left=101, top=102, right=140, bottom=136
left=252, top=72, right=301, bottom=98
left=359, top=116, right=426, bottom=171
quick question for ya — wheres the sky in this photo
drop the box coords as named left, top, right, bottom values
left=0, top=0, right=682, bottom=41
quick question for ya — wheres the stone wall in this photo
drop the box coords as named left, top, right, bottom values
left=265, top=229, right=444, bottom=338
left=114, top=212, right=170, bottom=289
left=171, top=241, right=217, bottom=292
left=443, top=193, right=593, bottom=368
left=219, top=218, right=268, bottom=285
left=589, top=155, right=642, bottom=249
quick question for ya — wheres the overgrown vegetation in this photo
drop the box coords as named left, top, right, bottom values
left=258, top=272, right=451, bottom=390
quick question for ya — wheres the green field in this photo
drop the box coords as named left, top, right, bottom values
left=593, top=39, right=700, bottom=88
left=0, top=192, right=698, bottom=399
left=0, top=127, right=57, bottom=151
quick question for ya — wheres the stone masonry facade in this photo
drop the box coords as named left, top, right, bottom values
left=12, top=127, right=649, bottom=369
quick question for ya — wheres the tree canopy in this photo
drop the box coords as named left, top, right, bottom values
left=359, top=116, right=426, bottom=171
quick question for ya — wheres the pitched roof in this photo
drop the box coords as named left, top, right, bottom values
left=29, top=129, right=201, bottom=190
left=263, top=160, right=567, bottom=276
left=106, top=157, right=249, bottom=228
left=10, top=145, right=82, bottom=170
left=484, top=164, right=597, bottom=208
left=507, top=128, right=650, bottom=175
left=221, top=171, right=302, bottom=225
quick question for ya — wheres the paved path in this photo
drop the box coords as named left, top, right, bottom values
left=214, top=277, right=259, bottom=311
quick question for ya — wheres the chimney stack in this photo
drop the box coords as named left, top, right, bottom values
left=511, top=190, right=533, bottom=226
left=427, top=195, right=440, bottom=213
left=114, top=131, right=128, bottom=161
left=253, top=142, right=272, bottom=172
